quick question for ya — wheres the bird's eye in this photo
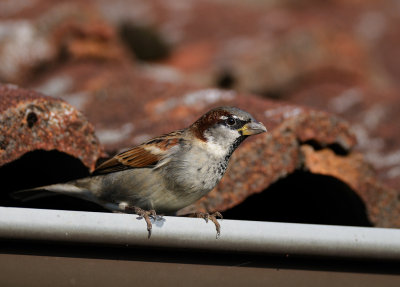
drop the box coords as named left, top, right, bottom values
left=226, top=117, right=236, bottom=126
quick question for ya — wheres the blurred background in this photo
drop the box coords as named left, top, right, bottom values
left=1, top=0, right=400, bottom=225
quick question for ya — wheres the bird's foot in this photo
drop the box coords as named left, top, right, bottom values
left=125, top=206, right=158, bottom=238
left=191, top=211, right=223, bottom=238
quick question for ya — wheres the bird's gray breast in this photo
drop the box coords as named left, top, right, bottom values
left=163, top=144, right=230, bottom=195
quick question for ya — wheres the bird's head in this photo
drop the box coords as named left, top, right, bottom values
left=190, top=106, right=267, bottom=157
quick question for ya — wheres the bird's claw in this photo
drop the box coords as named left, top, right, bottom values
left=126, top=206, right=158, bottom=238
left=195, top=212, right=223, bottom=239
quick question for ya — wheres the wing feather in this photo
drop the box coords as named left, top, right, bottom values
left=93, top=131, right=183, bottom=175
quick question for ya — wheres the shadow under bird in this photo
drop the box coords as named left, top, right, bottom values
left=14, top=106, right=267, bottom=237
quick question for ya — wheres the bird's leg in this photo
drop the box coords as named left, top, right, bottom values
left=188, top=211, right=223, bottom=238
left=124, top=206, right=157, bottom=238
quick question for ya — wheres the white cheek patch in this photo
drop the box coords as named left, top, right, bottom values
left=204, top=138, right=228, bottom=157
left=204, top=126, right=241, bottom=157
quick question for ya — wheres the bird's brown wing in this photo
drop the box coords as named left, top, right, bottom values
left=93, top=132, right=183, bottom=175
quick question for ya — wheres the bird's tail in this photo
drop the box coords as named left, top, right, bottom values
left=12, top=183, right=91, bottom=202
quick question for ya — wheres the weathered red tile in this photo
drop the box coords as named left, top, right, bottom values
left=0, top=83, right=103, bottom=171
left=2, top=0, right=399, bottom=227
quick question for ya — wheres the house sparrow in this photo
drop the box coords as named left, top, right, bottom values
left=15, top=107, right=267, bottom=237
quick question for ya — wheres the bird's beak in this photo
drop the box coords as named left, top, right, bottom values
left=238, top=121, right=267, bottom=136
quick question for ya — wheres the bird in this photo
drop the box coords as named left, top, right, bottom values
left=14, top=106, right=267, bottom=237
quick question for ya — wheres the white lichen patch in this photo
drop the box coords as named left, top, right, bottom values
left=96, top=123, right=135, bottom=145
left=329, top=88, right=363, bottom=114
left=0, top=20, right=53, bottom=80
left=35, top=76, right=74, bottom=97
left=264, top=105, right=303, bottom=119
left=154, top=89, right=236, bottom=114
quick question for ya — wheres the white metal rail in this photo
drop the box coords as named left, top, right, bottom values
left=1, top=206, right=400, bottom=260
